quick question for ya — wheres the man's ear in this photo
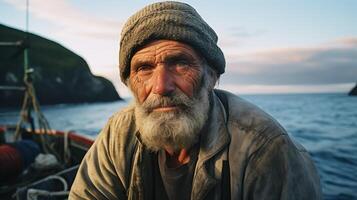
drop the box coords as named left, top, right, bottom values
left=205, top=65, right=219, bottom=90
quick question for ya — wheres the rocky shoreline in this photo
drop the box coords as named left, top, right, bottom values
left=349, top=83, right=357, bottom=96
left=0, top=24, right=122, bottom=106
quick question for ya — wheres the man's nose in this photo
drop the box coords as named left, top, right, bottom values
left=152, top=65, right=175, bottom=96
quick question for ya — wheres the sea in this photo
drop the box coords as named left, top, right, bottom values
left=1, top=93, right=356, bottom=199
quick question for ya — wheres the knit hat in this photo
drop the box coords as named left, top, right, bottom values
left=119, top=1, right=225, bottom=84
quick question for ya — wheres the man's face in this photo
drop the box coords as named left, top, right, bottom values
left=129, top=40, right=204, bottom=104
left=128, top=40, right=212, bottom=151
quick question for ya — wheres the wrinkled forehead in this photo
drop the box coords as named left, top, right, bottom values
left=131, top=40, right=203, bottom=63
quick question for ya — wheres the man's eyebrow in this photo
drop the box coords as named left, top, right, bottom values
left=131, top=57, right=155, bottom=67
left=163, top=52, right=195, bottom=63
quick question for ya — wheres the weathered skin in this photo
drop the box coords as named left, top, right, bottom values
left=129, top=40, right=204, bottom=103
left=129, top=40, right=205, bottom=164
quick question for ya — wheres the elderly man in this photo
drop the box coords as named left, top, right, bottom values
left=70, top=1, right=321, bottom=199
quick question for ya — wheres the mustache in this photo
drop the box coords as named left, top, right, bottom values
left=140, top=91, right=194, bottom=112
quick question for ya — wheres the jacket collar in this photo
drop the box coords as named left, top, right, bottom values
left=191, top=90, right=231, bottom=200
left=197, top=90, right=230, bottom=163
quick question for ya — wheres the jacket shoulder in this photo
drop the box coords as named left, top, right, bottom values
left=110, top=104, right=136, bottom=130
left=216, top=90, right=293, bottom=157
left=70, top=105, right=138, bottom=199
left=216, top=90, right=321, bottom=199
left=107, top=104, right=138, bottom=143
left=219, top=90, right=287, bottom=137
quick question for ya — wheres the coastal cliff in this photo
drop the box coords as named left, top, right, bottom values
left=349, top=83, right=357, bottom=96
left=0, top=24, right=121, bottom=107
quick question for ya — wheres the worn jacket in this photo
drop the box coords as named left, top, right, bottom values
left=69, top=90, right=322, bottom=199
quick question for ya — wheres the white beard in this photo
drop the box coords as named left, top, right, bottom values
left=134, top=85, right=211, bottom=152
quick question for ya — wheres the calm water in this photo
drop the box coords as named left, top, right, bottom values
left=1, top=93, right=356, bottom=199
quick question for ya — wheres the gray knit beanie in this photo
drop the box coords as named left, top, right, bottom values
left=119, top=1, right=225, bottom=84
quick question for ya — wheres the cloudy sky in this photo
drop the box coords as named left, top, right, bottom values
left=1, top=0, right=356, bottom=97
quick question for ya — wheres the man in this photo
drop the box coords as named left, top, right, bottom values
left=70, top=1, right=321, bottom=199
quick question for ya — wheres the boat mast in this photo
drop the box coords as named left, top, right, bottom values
left=24, top=0, right=29, bottom=82
left=14, top=0, right=52, bottom=146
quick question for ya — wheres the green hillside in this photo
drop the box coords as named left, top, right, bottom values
left=0, top=24, right=121, bottom=106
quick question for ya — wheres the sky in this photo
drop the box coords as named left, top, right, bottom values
left=0, top=0, right=356, bottom=97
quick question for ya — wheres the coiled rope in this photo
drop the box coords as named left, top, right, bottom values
left=25, top=175, right=69, bottom=200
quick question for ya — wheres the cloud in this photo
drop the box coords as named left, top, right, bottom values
left=331, top=37, right=357, bottom=47
left=221, top=37, right=357, bottom=86
left=3, top=0, right=122, bottom=39
left=217, top=26, right=267, bottom=48
left=229, top=26, right=267, bottom=38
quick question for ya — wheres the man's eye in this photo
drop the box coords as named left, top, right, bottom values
left=177, top=61, right=188, bottom=66
left=137, top=65, right=152, bottom=72
left=174, top=60, right=190, bottom=68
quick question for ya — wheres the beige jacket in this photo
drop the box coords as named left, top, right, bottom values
left=69, top=90, right=322, bottom=199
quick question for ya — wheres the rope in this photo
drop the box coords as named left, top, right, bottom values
left=0, top=86, right=26, bottom=90
left=26, top=175, right=69, bottom=200
left=26, top=190, right=69, bottom=200
left=14, top=79, right=61, bottom=160
left=49, top=175, right=69, bottom=191
left=0, top=41, right=23, bottom=46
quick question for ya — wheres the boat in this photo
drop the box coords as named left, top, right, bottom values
left=0, top=125, right=93, bottom=199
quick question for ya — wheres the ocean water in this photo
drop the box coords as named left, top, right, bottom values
left=1, top=93, right=356, bottom=199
